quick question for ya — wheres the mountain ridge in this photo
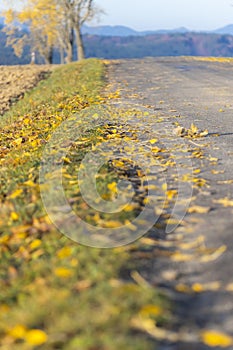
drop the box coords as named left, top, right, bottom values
left=82, top=23, right=233, bottom=37
left=1, top=14, right=233, bottom=37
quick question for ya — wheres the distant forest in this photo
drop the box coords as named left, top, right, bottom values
left=1, top=22, right=233, bottom=65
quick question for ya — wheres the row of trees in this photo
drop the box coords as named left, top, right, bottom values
left=3, top=0, right=101, bottom=64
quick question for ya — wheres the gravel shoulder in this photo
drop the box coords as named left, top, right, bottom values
left=108, top=57, right=233, bottom=349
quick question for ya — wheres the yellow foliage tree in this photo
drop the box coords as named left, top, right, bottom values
left=3, top=0, right=102, bottom=63
left=4, top=0, right=60, bottom=64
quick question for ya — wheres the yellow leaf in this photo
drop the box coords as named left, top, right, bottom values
left=149, top=139, right=158, bottom=145
left=8, top=188, right=23, bottom=199
left=151, top=146, right=162, bottom=153
left=112, top=160, right=125, bottom=168
left=102, top=220, right=122, bottom=228
left=56, top=247, right=72, bottom=259
left=54, top=267, right=73, bottom=278
left=201, top=330, right=233, bottom=347
left=188, top=205, right=210, bottom=214
left=13, top=137, right=23, bottom=146
left=8, top=325, right=27, bottom=339
left=166, top=189, right=178, bottom=200
left=23, top=180, right=36, bottom=187
left=107, top=182, right=118, bottom=194
left=124, top=220, right=137, bottom=231
left=123, top=204, right=138, bottom=212
left=29, top=239, right=42, bottom=250
left=62, top=157, right=71, bottom=164
left=24, top=329, right=48, bottom=346
left=162, top=183, right=168, bottom=192
left=192, top=283, right=204, bottom=293
left=23, top=118, right=31, bottom=125
left=30, top=140, right=39, bottom=148
left=10, top=212, right=19, bottom=221
left=140, top=305, right=163, bottom=317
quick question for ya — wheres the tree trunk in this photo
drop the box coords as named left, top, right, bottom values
left=75, top=25, right=85, bottom=61
left=48, top=47, right=53, bottom=64
left=60, top=47, right=65, bottom=64
left=44, top=46, right=53, bottom=64
left=66, top=28, right=74, bottom=63
left=66, top=42, right=73, bottom=63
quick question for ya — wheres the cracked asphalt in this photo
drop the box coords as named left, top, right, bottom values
left=107, top=57, right=233, bottom=349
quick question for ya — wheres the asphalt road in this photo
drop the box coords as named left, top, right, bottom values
left=108, top=57, right=233, bottom=349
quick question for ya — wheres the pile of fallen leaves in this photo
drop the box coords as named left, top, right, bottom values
left=173, top=123, right=209, bottom=138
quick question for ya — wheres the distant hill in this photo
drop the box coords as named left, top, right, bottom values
left=82, top=24, right=190, bottom=36
left=82, top=25, right=139, bottom=36
left=213, top=24, right=233, bottom=35
left=83, top=33, right=233, bottom=59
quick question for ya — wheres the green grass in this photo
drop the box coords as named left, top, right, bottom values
left=0, top=59, right=169, bottom=349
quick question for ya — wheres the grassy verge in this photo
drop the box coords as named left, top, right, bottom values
left=0, top=59, right=169, bottom=350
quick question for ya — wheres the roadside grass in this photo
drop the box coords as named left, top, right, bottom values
left=0, top=59, right=170, bottom=349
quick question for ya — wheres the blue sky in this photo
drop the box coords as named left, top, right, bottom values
left=1, top=0, right=233, bottom=31
left=95, top=0, right=233, bottom=30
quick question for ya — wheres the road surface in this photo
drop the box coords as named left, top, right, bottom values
left=108, top=57, right=233, bottom=349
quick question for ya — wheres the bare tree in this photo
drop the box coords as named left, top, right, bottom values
left=59, top=0, right=99, bottom=61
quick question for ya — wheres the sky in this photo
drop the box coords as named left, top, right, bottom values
left=1, top=0, right=233, bottom=31
left=95, top=0, right=233, bottom=31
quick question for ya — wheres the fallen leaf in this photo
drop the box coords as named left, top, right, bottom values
left=214, top=198, right=233, bottom=207
left=201, top=330, right=233, bottom=347
left=54, top=267, right=73, bottom=278
left=188, top=205, right=210, bottom=214
left=24, top=329, right=48, bottom=346
left=8, top=188, right=23, bottom=199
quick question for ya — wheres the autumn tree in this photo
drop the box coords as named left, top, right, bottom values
left=4, top=0, right=102, bottom=63
left=4, top=0, right=60, bottom=64
left=56, top=0, right=101, bottom=61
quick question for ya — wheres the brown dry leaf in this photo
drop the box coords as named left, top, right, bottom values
left=190, top=123, right=198, bottom=135
left=175, top=284, right=192, bottom=293
left=173, top=126, right=186, bottom=137
left=199, top=129, right=209, bottom=137
left=171, top=252, right=194, bottom=262
left=131, top=317, right=179, bottom=342
left=73, top=280, right=92, bottom=292
left=200, top=245, right=227, bottom=263
left=217, top=180, right=233, bottom=185
left=212, top=170, right=225, bottom=175
left=131, top=316, right=198, bottom=343
left=178, top=236, right=205, bottom=250
left=214, top=198, right=233, bottom=207
left=225, top=283, right=233, bottom=292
